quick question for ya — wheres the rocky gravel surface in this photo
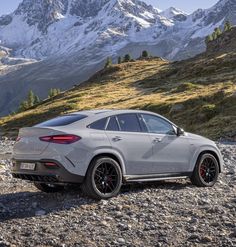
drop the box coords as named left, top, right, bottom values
left=0, top=139, right=235, bottom=247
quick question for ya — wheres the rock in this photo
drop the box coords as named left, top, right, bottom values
left=188, top=234, right=199, bottom=241
left=117, top=238, right=126, bottom=244
left=100, top=221, right=110, bottom=227
left=229, top=229, right=236, bottom=238
left=201, top=236, right=213, bottom=242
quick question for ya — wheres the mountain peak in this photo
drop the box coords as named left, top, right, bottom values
left=161, top=6, right=187, bottom=21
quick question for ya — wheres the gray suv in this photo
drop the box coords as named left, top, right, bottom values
left=12, top=110, right=223, bottom=199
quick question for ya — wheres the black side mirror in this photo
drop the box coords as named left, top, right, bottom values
left=177, top=127, right=185, bottom=136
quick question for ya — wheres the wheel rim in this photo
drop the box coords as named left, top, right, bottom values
left=199, top=157, right=217, bottom=184
left=94, top=162, right=119, bottom=195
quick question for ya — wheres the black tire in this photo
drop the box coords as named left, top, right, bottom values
left=191, top=153, right=219, bottom=187
left=34, top=182, right=65, bottom=193
left=82, top=156, right=123, bottom=200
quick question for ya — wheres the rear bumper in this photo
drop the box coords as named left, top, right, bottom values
left=11, top=159, right=84, bottom=184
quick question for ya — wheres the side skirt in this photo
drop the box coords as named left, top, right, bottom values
left=124, top=172, right=192, bottom=183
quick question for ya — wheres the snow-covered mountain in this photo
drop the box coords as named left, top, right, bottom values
left=0, top=0, right=235, bottom=116
left=160, top=7, right=187, bottom=22
left=0, top=0, right=173, bottom=60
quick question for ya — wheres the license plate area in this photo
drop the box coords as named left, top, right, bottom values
left=20, top=163, right=36, bottom=171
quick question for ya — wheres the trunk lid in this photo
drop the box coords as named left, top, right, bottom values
left=14, top=127, right=64, bottom=155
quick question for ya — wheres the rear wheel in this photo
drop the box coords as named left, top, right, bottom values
left=82, top=157, right=122, bottom=199
left=34, top=182, right=64, bottom=193
left=191, top=153, right=219, bottom=187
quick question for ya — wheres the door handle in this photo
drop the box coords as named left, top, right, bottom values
left=153, top=137, right=162, bottom=143
left=112, top=136, right=122, bottom=142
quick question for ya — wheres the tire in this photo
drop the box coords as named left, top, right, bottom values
left=191, top=153, right=219, bottom=187
left=82, top=156, right=123, bottom=200
left=34, top=182, right=65, bottom=193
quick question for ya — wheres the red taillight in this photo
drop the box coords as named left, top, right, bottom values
left=39, top=135, right=81, bottom=144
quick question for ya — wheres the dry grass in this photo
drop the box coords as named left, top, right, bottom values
left=0, top=54, right=235, bottom=140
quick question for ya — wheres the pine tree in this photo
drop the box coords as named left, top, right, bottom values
left=142, top=50, right=149, bottom=58
left=212, top=31, right=217, bottom=40
left=34, top=95, right=40, bottom=104
left=49, top=88, right=60, bottom=98
left=224, top=20, right=232, bottom=32
left=123, top=54, right=131, bottom=62
left=118, top=56, right=122, bottom=64
left=214, top=27, right=222, bottom=38
left=56, top=88, right=61, bottom=95
left=27, top=90, right=35, bottom=107
left=18, top=100, right=29, bottom=112
left=49, top=88, right=53, bottom=98
left=104, top=57, right=112, bottom=68
left=205, top=34, right=213, bottom=44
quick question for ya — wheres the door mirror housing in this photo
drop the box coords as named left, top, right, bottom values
left=176, top=127, right=185, bottom=136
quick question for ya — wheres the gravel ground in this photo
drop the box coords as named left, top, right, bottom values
left=0, top=139, right=235, bottom=247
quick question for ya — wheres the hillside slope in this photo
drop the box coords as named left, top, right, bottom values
left=0, top=29, right=236, bottom=140
left=0, top=58, right=235, bottom=139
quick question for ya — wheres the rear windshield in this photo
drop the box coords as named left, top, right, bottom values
left=35, top=114, right=87, bottom=127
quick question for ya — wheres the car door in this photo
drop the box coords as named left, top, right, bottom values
left=140, top=114, right=192, bottom=174
left=105, top=114, right=153, bottom=175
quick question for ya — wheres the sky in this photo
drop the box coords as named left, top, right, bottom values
left=0, top=0, right=220, bottom=16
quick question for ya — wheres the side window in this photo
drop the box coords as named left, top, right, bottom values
left=88, top=118, right=107, bottom=130
left=117, top=114, right=141, bottom=132
left=106, top=116, right=119, bottom=131
left=141, top=114, right=175, bottom=135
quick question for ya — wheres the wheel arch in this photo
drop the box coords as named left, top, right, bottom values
left=191, top=146, right=222, bottom=174
left=88, top=150, right=126, bottom=175
left=197, top=150, right=221, bottom=173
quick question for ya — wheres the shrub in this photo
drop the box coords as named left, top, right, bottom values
left=123, top=54, right=131, bottom=62
left=141, top=50, right=149, bottom=58
left=174, top=82, right=199, bottom=93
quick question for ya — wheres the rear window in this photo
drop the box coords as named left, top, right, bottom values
left=35, top=114, right=87, bottom=127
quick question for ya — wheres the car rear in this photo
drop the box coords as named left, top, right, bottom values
left=12, top=114, right=90, bottom=185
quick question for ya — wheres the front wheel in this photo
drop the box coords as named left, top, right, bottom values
left=191, top=153, right=219, bottom=187
left=82, top=157, right=123, bottom=200
left=34, top=182, right=65, bottom=193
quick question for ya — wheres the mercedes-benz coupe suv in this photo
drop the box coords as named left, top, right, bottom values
left=12, top=110, right=223, bottom=199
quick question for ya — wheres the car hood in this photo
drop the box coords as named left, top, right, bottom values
left=185, top=132, right=215, bottom=144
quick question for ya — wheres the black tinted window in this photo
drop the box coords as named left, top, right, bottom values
left=88, top=118, right=107, bottom=130
left=117, top=114, right=141, bottom=132
left=36, top=114, right=87, bottom=127
left=141, top=114, right=175, bottom=135
left=106, top=116, right=119, bottom=131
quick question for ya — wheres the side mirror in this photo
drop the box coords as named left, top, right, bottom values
left=177, top=127, right=185, bottom=136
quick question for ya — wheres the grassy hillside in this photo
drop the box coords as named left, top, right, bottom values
left=0, top=31, right=236, bottom=140
left=0, top=55, right=235, bottom=140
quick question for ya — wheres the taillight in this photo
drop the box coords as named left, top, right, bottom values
left=39, top=135, right=81, bottom=144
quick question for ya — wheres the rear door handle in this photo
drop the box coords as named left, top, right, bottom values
left=153, top=137, right=162, bottom=143
left=112, top=136, right=122, bottom=142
